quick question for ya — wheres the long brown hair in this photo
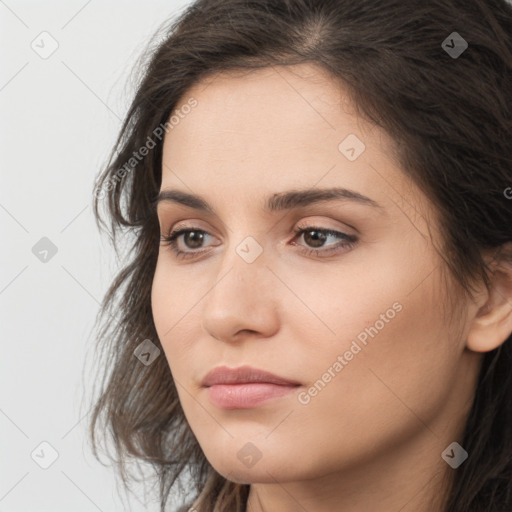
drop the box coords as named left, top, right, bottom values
left=88, top=1, right=512, bottom=510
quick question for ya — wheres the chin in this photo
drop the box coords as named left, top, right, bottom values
left=213, top=465, right=284, bottom=485
left=205, top=448, right=305, bottom=485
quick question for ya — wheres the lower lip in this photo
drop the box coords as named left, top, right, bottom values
left=205, top=383, right=299, bottom=409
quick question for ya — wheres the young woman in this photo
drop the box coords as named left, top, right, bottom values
left=88, top=1, right=512, bottom=510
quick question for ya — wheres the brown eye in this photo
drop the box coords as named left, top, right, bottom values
left=302, top=229, right=327, bottom=248
left=182, top=231, right=205, bottom=249
left=160, top=228, right=216, bottom=259
left=292, top=226, right=358, bottom=257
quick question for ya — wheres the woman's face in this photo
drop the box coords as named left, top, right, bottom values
left=151, top=64, right=482, bottom=486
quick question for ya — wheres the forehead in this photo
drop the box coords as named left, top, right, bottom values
left=159, top=63, right=433, bottom=229
left=164, top=63, right=362, bottom=156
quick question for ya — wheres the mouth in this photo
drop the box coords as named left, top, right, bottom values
left=201, top=365, right=301, bottom=409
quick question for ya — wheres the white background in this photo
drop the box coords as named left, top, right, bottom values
left=1, top=1, right=194, bottom=511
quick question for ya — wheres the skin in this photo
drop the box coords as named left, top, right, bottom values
left=151, top=63, right=512, bottom=512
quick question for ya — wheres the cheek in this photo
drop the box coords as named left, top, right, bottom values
left=296, top=269, right=458, bottom=450
left=279, top=302, right=457, bottom=480
left=276, top=249, right=458, bottom=446
left=151, top=258, right=194, bottom=366
left=151, top=261, right=170, bottom=345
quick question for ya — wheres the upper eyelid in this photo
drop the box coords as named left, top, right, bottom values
left=161, top=218, right=211, bottom=233
left=161, top=215, right=357, bottom=234
left=164, top=224, right=352, bottom=237
left=156, top=203, right=364, bottom=234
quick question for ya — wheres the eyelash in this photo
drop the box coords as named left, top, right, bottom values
left=159, top=224, right=358, bottom=260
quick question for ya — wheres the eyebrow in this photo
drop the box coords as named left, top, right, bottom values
left=154, top=187, right=383, bottom=214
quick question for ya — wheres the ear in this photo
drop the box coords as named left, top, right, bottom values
left=467, top=243, right=512, bottom=353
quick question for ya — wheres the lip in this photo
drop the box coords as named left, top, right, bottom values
left=201, top=365, right=301, bottom=387
left=201, top=365, right=301, bottom=409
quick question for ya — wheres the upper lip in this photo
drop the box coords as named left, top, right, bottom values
left=201, top=365, right=301, bottom=387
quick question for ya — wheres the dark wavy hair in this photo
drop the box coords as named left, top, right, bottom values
left=87, top=0, right=512, bottom=510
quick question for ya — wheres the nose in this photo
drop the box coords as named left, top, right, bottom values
left=201, top=242, right=280, bottom=343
